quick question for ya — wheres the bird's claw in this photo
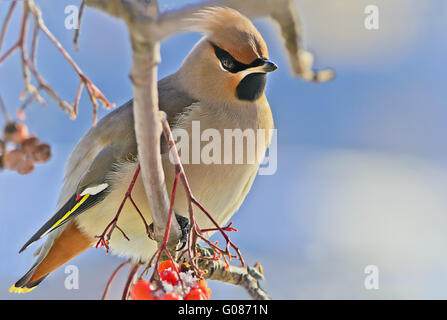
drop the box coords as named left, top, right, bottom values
left=147, top=214, right=189, bottom=251
left=175, top=214, right=189, bottom=251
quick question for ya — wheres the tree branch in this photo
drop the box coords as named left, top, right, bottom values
left=0, top=0, right=115, bottom=124
left=84, top=0, right=333, bottom=258
left=84, top=0, right=182, bottom=247
left=195, top=245, right=270, bottom=300
left=82, top=0, right=334, bottom=299
left=157, top=0, right=334, bottom=82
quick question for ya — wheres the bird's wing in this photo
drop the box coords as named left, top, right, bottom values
left=21, top=74, right=196, bottom=253
left=158, top=73, right=198, bottom=124
left=57, top=75, right=196, bottom=210
left=19, top=145, right=129, bottom=253
left=56, top=100, right=136, bottom=211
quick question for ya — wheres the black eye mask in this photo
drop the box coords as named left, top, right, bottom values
left=210, top=42, right=266, bottom=73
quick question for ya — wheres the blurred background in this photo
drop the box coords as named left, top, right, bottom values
left=1, top=0, right=447, bottom=299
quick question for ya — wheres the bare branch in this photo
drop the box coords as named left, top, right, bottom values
left=0, top=95, right=11, bottom=123
left=101, top=260, right=129, bottom=300
left=195, top=245, right=270, bottom=300
left=83, top=0, right=335, bottom=300
left=73, top=1, right=86, bottom=51
left=0, top=1, right=17, bottom=53
left=156, top=0, right=334, bottom=82
left=84, top=0, right=182, bottom=247
left=76, top=0, right=335, bottom=299
left=85, top=0, right=333, bottom=83
left=0, top=0, right=115, bottom=124
left=95, top=165, right=141, bottom=252
left=122, top=262, right=141, bottom=300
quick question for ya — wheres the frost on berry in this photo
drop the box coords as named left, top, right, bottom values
left=130, top=261, right=211, bottom=300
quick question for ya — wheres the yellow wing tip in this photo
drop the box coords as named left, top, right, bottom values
left=9, top=284, right=36, bottom=294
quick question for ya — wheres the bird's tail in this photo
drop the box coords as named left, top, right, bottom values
left=9, top=222, right=93, bottom=294
left=9, top=269, right=47, bottom=294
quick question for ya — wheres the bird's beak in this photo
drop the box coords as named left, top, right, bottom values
left=241, top=60, right=278, bottom=77
left=262, top=60, right=278, bottom=73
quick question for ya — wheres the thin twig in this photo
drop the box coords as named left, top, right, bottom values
left=16, top=87, right=45, bottom=120
left=30, top=16, right=39, bottom=65
left=0, top=42, right=19, bottom=65
left=24, top=58, right=73, bottom=114
left=0, top=0, right=114, bottom=123
left=19, top=3, right=31, bottom=98
left=27, top=1, right=115, bottom=123
left=129, top=194, right=153, bottom=239
left=122, top=262, right=141, bottom=300
left=148, top=168, right=183, bottom=286
left=0, top=1, right=17, bottom=54
left=71, top=81, right=84, bottom=120
left=95, top=165, right=141, bottom=252
left=0, top=95, right=11, bottom=123
left=161, top=115, right=245, bottom=273
left=73, top=0, right=86, bottom=51
left=101, top=260, right=129, bottom=300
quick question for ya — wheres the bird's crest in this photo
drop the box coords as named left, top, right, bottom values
left=186, top=7, right=269, bottom=64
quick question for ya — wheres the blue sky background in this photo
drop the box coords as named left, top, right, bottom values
left=1, top=0, right=447, bottom=299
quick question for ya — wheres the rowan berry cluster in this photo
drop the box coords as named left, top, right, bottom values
left=0, top=121, right=51, bottom=174
left=131, top=260, right=212, bottom=300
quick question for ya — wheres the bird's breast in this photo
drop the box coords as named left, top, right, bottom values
left=76, top=100, right=274, bottom=262
left=163, top=100, right=274, bottom=228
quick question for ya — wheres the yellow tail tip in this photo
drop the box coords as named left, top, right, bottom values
left=9, top=284, right=36, bottom=294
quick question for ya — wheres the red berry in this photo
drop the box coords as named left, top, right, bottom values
left=160, top=269, right=179, bottom=286
left=161, top=292, right=182, bottom=300
left=131, top=280, right=154, bottom=300
left=184, top=288, right=209, bottom=300
left=158, top=260, right=179, bottom=273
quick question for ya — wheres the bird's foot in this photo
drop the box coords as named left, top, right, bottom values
left=147, top=214, right=190, bottom=251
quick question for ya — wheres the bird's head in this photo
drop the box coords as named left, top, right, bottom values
left=178, top=7, right=277, bottom=105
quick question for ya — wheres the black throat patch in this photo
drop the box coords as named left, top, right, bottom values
left=236, top=73, right=267, bottom=101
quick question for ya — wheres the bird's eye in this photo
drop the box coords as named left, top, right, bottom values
left=220, top=58, right=235, bottom=71
left=210, top=42, right=239, bottom=72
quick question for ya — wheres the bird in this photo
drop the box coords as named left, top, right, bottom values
left=10, top=7, right=277, bottom=294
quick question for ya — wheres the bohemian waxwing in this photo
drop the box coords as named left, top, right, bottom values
left=10, top=6, right=277, bottom=293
